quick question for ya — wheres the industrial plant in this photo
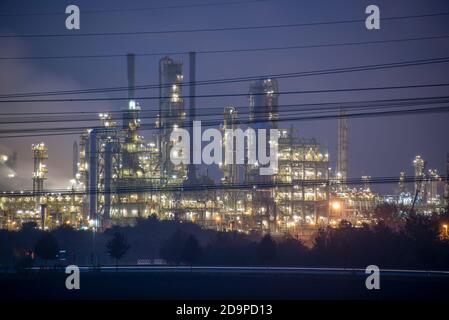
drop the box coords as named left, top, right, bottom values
left=1, top=53, right=448, bottom=236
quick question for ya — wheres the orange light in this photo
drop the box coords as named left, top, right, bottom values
left=443, top=224, right=448, bottom=237
left=331, top=201, right=341, bottom=211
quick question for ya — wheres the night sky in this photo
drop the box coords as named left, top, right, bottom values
left=0, top=0, right=448, bottom=193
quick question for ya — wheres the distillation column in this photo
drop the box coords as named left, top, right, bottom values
left=247, top=78, right=279, bottom=228
left=186, top=51, right=198, bottom=185
left=32, top=143, right=48, bottom=228
left=399, top=171, right=407, bottom=193
left=32, top=143, right=48, bottom=195
left=158, top=56, right=186, bottom=184
left=413, top=155, right=426, bottom=201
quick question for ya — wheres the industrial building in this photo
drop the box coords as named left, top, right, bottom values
left=0, top=55, right=447, bottom=235
left=383, top=155, right=447, bottom=214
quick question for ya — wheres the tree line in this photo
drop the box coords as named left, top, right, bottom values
left=1, top=205, right=449, bottom=271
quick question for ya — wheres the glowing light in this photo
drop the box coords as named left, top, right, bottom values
left=331, top=201, right=341, bottom=211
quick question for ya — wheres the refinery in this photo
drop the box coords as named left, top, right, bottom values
left=1, top=53, right=448, bottom=236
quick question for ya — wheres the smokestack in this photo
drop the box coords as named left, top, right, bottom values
left=337, top=109, right=348, bottom=185
left=127, top=53, right=135, bottom=101
left=72, top=141, right=78, bottom=178
left=189, top=52, right=196, bottom=126
left=187, top=51, right=197, bottom=183
left=445, top=153, right=449, bottom=205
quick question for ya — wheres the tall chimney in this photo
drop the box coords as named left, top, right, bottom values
left=187, top=51, right=197, bottom=183
left=127, top=53, right=135, bottom=101
left=72, top=141, right=78, bottom=178
left=337, top=109, right=348, bottom=185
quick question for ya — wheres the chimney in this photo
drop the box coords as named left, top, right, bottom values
left=127, top=53, right=135, bottom=101
left=187, top=51, right=197, bottom=183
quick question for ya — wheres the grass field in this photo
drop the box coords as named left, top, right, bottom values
left=1, top=267, right=449, bottom=299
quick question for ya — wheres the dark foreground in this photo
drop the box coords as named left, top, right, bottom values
left=1, top=267, right=449, bottom=299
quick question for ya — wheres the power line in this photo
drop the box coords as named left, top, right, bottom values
left=1, top=95, right=447, bottom=117
left=1, top=12, right=448, bottom=38
left=1, top=56, right=449, bottom=99
left=1, top=34, right=448, bottom=61
left=1, top=82, right=449, bottom=103
left=1, top=175, right=446, bottom=196
left=2, top=97, right=449, bottom=125
left=1, top=103, right=448, bottom=138
left=0, top=0, right=272, bottom=17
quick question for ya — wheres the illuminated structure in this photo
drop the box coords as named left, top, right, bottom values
left=221, top=107, right=239, bottom=185
left=385, top=155, right=446, bottom=213
left=32, top=143, right=48, bottom=194
left=427, top=169, right=439, bottom=205
left=330, top=111, right=378, bottom=224
left=361, top=176, right=371, bottom=191
left=399, top=171, right=407, bottom=193
left=248, top=78, right=279, bottom=128
left=413, top=155, right=426, bottom=200
left=274, top=128, right=330, bottom=233
left=0, top=152, right=17, bottom=180
left=0, top=154, right=7, bottom=164
left=157, top=56, right=186, bottom=186
left=1, top=56, right=446, bottom=234
left=245, top=79, right=279, bottom=229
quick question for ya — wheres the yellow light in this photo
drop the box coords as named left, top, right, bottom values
left=331, top=201, right=341, bottom=211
